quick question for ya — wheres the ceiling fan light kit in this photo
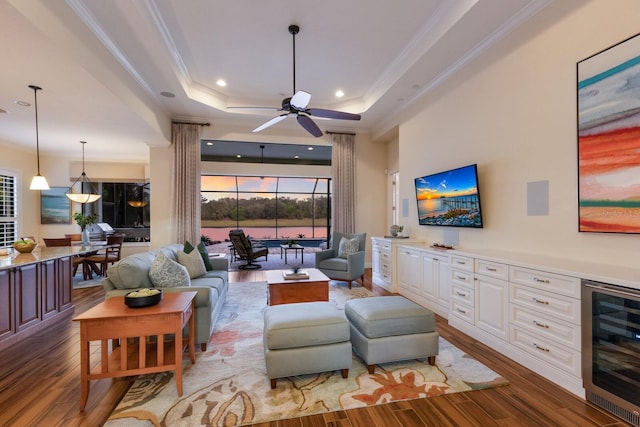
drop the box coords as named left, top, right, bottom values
left=231, top=24, right=361, bottom=137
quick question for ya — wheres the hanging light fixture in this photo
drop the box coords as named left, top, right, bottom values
left=28, top=85, right=50, bottom=190
left=66, top=141, right=101, bottom=203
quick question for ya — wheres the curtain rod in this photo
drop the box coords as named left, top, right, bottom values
left=325, top=131, right=355, bottom=136
left=172, top=121, right=211, bottom=127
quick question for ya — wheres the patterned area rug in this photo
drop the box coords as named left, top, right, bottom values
left=105, top=281, right=508, bottom=426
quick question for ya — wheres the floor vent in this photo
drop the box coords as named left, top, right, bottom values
left=587, top=391, right=640, bottom=427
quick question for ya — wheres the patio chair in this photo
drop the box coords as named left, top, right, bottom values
left=229, top=229, right=268, bottom=269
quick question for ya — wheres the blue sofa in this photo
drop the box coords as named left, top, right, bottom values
left=101, top=243, right=228, bottom=350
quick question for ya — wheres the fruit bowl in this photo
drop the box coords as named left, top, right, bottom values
left=125, top=288, right=162, bottom=308
left=12, top=241, right=36, bottom=253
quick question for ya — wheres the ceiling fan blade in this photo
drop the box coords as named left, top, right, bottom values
left=290, top=90, right=311, bottom=110
left=228, top=106, right=281, bottom=111
left=307, top=108, right=361, bottom=121
left=253, top=114, right=289, bottom=133
left=297, top=114, right=323, bottom=137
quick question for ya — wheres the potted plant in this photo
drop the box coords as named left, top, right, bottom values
left=73, top=212, right=97, bottom=244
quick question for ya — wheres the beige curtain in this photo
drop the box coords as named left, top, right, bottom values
left=171, top=123, right=202, bottom=243
left=331, top=133, right=356, bottom=233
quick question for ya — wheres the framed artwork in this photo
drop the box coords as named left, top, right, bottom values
left=577, top=32, right=640, bottom=233
left=41, top=187, right=71, bottom=224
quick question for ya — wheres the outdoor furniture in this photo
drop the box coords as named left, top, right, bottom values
left=228, top=229, right=268, bottom=269
left=263, top=301, right=351, bottom=388
left=280, top=243, right=304, bottom=264
left=344, top=296, right=439, bottom=374
left=315, top=232, right=366, bottom=288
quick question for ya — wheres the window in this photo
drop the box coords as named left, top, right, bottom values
left=201, top=175, right=331, bottom=243
left=0, top=171, right=17, bottom=247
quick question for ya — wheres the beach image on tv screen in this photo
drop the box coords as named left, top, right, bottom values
left=414, top=164, right=483, bottom=228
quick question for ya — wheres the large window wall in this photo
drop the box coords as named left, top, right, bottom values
left=201, top=175, right=331, bottom=243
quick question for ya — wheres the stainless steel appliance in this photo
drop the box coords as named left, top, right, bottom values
left=582, top=279, right=640, bottom=426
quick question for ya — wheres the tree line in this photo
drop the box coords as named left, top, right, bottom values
left=201, top=196, right=329, bottom=221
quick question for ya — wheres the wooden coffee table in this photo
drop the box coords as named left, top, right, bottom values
left=72, top=291, right=197, bottom=411
left=265, top=268, right=330, bottom=305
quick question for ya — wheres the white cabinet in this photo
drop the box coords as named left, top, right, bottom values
left=450, top=255, right=475, bottom=325
left=509, top=266, right=582, bottom=377
left=396, top=245, right=451, bottom=318
left=371, top=238, right=392, bottom=291
left=397, top=246, right=421, bottom=295
left=447, top=249, right=584, bottom=397
left=474, top=259, right=509, bottom=342
left=371, top=237, right=419, bottom=293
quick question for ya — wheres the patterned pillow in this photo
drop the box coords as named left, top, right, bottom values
left=149, top=252, right=190, bottom=288
left=338, top=236, right=359, bottom=258
left=177, top=248, right=207, bottom=279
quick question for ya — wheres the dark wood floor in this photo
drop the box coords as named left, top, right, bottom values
left=0, top=269, right=629, bottom=427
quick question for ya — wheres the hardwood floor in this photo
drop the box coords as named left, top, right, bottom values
left=0, top=270, right=629, bottom=426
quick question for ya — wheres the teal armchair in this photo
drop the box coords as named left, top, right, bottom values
left=315, top=232, right=366, bottom=288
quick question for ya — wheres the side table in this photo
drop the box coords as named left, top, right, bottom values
left=72, top=291, right=197, bottom=411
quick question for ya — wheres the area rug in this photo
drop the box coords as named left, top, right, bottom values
left=105, top=281, right=508, bottom=426
left=72, top=273, right=103, bottom=288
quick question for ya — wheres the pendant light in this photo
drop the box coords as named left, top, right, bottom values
left=28, top=85, right=50, bottom=191
left=66, top=141, right=101, bottom=203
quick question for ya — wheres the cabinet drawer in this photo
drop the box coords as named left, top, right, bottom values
left=509, top=266, right=580, bottom=299
left=451, top=283, right=474, bottom=306
left=475, top=259, right=508, bottom=280
left=421, top=250, right=449, bottom=264
left=450, top=255, right=473, bottom=272
left=510, top=326, right=581, bottom=377
left=451, top=301, right=474, bottom=324
left=380, top=251, right=392, bottom=271
left=373, top=240, right=392, bottom=251
left=510, top=284, right=580, bottom=325
left=510, top=304, right=580, bottom=351
left=451, top=268, right=474, bottom=288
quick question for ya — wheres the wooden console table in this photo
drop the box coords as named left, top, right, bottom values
left=72, top=291, right=196, bottom=411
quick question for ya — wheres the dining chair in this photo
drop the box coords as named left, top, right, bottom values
left=84, top=233, right=125, bottom=277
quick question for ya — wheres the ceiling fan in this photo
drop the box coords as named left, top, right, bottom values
left=229, top=25, right=361, bottom=137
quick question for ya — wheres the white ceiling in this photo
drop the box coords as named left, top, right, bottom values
left=0, top=0, right=554, bottom=162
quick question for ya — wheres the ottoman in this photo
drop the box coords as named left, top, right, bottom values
left=263, top=301, right=352, bottom=388
left=345, top=296, right=439, bottom=373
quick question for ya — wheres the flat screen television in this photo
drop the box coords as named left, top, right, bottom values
left=414, top=164, right=484, bottom=228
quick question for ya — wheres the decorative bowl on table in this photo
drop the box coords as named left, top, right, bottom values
left=12, top=239, right=36, bottom=253
left=124, top=288, right=162, bottom=308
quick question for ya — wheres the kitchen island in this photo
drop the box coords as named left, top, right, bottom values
left=0, top=245, right=105, bottom=351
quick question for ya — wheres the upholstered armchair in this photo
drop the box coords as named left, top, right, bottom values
left=315, top=232, right=366, bottom=288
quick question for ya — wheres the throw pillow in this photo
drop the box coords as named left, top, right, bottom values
left=177, top=248, right=207, bottom=279
left=184, top=240, right=214, bottom=271
left=338, top=236, right=359, bottom=258
left=148, top=252, right=190, bottom=288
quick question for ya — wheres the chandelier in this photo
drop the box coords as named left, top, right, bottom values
left=66, top=141, right=101, bottom=203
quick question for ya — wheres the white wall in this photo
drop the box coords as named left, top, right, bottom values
left=399, top=0, right=640, bottom=267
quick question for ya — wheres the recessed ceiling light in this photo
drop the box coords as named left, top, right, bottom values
left=160, top=91, right=175, bottom=98
left=294, top=155, right=300, bottom=159
left=236, top=154, right=242, bottom=158
left=15, top=100, right=30, bottom=107
left=307, top=147, right=314, bottom=151
left=206, top=142, right=213, bottom=146
left=335, top=90, right=344, bottom=98
left=216, top=79, right=227, bottom=87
